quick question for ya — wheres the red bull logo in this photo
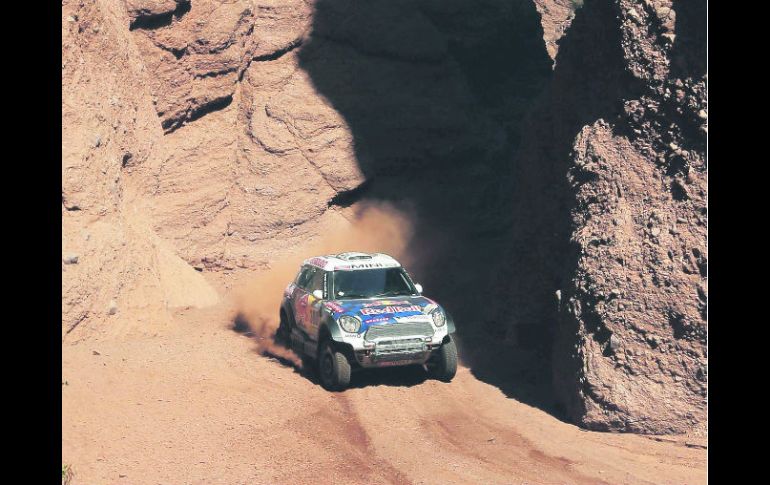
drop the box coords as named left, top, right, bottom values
left=360, top=305, right=421, bottom=316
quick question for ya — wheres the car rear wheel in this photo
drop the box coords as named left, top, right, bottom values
left=318, top=340, right=351, bottom=391
left=427, top=335, right=458, bottom=382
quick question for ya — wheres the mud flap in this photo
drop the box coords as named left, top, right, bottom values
left=290, top=327, right=320, bottom=359
left=304, top=340, right=318, bottom=359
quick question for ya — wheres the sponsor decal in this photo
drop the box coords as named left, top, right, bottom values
left=323, top=296, right=437, bottom=330
left=360, top=305, right=421, bottom=316
left=324, top=301, right=345, bottom=313
left=308, top=257, right=328, bottom=269
left=365, top=316, right=392, bottom=324
left=335, top=262, right=399, bottom=270
left=395, top=315, right=431, bottom=323
left=293, top=293, right=319, bottom=326
left=350, top=262, right=386, bottom=269
left=305, top=294, right=320, bottom=322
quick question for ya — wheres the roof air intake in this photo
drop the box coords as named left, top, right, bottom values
left=337, top=252, right=372, bottom=261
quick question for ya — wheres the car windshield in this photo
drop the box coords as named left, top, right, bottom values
left=330, top=268, right=416, bottom=300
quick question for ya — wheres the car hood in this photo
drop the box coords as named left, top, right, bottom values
left=323, top=295, right=439, bottom=332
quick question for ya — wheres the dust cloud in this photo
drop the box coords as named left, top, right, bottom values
left=233, top=202, right=415, bottom=366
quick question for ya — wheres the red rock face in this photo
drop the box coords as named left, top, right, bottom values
left=529, top=0, right=707, bottom=433
left=62, top=0, right=706, bottom=434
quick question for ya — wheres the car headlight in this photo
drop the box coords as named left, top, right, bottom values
left=430, top=307, right=446, bottom=327
left=338, top=315, right=361, bottom=333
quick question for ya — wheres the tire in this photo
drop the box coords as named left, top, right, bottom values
left=318, top=340, right=352, bottom=391
left=428, top=335, right=458, bottom=382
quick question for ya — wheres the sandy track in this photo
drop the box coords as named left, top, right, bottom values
left=62, top=302, right=705, bottom=485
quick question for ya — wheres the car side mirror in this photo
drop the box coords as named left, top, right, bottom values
left=312, top=290, right=324, bottom=300
left=414, top=283, right=423, bottom=294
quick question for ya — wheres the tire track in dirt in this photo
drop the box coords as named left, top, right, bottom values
left=419, top=413, right=609, bottom=485
left=284, top=393, right=412, bottom=485
left=336, top=395, right=413, bottom=485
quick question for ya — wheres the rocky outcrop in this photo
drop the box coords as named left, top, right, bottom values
left=532, top=0, right=578, bottom=61
left=127, top=0, right=374, bottom=272
left=62, top=0, right=207, bottom=340
left=531, top=0, right=707, bottom=433
left=63, top=0, right=366, bottom=342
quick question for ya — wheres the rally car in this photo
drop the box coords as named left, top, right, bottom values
left=276, top=252, right=458, bottom=391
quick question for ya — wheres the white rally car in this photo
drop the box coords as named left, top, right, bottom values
left=277, top=252, right=458, bottom=391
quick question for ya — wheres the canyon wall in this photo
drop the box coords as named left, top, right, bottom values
left=506, top=0, right=707, bottom=433
left=62, top=0, right=706, bottom=434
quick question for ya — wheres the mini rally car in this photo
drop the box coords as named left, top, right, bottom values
left=277, top=252, right=458, bottom=390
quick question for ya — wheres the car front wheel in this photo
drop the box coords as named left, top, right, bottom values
left=318, top=340, right=351, bottom=391
left=427, top=335, right=458, bottom=382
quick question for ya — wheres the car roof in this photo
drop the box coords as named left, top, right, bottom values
left=302, top=252, right=402, bottom=271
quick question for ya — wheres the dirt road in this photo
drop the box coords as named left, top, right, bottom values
left=62, top=293, right=706, bottom=485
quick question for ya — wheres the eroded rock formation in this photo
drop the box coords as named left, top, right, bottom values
left=503, top=0, right=707, bottom=433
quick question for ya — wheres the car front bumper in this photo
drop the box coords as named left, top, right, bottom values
left=353, top=343, right=439, bottom=368
left=342, top=319, right=448, bottom=368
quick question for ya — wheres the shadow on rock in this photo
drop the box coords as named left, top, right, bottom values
left=298, top=0, right=552, bottom=327
left=298, top=0, right=565, bottom=409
